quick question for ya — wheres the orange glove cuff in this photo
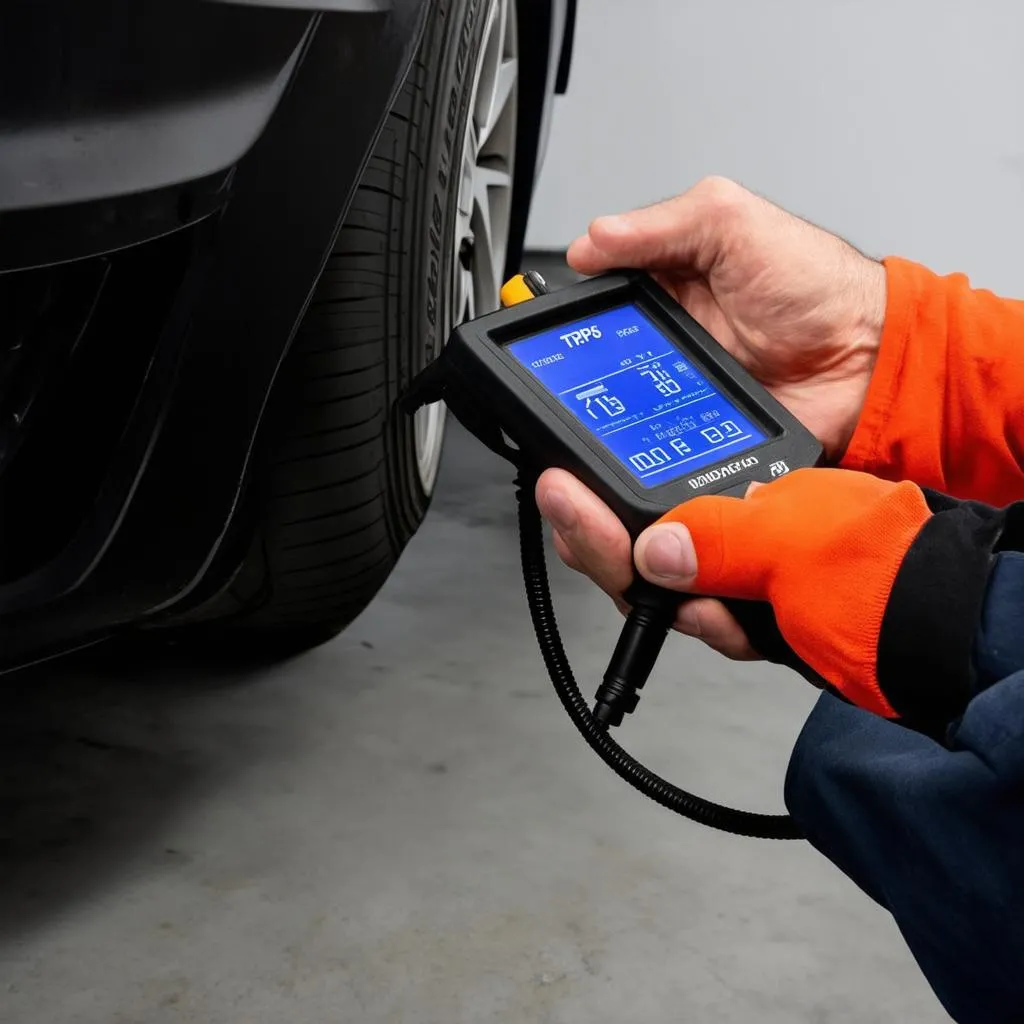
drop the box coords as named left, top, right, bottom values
left=660, top=470, right=933, bottom=717
left=842, top=257, right=1024, bottom=505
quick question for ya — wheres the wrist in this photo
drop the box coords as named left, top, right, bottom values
left=854, top=257, right=888, bottom=345
left=839, top=257, right=924, bottom=473
left=830, top=258, right=886, bottom=462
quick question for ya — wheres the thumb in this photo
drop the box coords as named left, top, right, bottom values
left=566, top=178, right=740, bottom=276
left=635, top=492, right=774, bottom=601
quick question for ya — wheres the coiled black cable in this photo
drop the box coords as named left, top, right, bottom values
left=515, top=475, right=802, bottom=840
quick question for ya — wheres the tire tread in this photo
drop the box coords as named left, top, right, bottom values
left=187, top=0, right=497, bottom=649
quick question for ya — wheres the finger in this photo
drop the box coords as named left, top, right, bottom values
left=673, top=598, right=760, bottom=661
left=566, top=178, right=746, bottom=277
left=568, top=209, right=687, bottom=276
left=638, top=492, right=775, bottom=600
left=554, top=524, right=631, bottom=619
left=632, top=521, right=699, bottom=591
left=536, top=469, right=634, bottom=598
left=551, top=529, right=583, bottom=573
left=566, top=231, right=606, bottom=274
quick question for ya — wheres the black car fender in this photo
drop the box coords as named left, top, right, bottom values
left=0, top=5, right=432, bottom=664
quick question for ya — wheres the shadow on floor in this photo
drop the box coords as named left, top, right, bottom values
left=0, top=254, right=577, bottom=952
left=0, top=642, right=292, bottom=944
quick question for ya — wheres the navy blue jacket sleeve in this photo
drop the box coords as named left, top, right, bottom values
left=785, top=550, right=1024, bottom=1024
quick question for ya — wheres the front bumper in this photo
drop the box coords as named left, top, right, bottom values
left=0, top=2, right=430, bottom=670
left=0, top=3, right=311, bottom=219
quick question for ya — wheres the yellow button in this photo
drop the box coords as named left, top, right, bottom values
left=500, top=274, right=536, bottom=308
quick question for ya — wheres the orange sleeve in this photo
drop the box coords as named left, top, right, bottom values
left=840, top=257, right=1024, bottom=505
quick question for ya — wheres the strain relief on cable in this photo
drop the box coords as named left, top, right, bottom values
left=593, top=602, right=673, bottom=727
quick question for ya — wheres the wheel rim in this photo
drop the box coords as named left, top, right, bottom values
left=414, top=0, right=519, bottom=495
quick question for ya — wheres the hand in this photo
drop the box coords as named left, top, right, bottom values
left=541, top=468, right=932, bottom=717
left=548, top=178, right=888, bottom=661
left=538, top=468, right=760, bottom=658
left=544, top=468, right=770, bottom=659
left=567, top=177, right=887, bottom=462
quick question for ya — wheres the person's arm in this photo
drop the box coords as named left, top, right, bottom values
left=785, top=553, right=1024, bottom=1023
left=645, top=471, right=1024, bottom=726
left=841, top=258, right=1024, bottom=505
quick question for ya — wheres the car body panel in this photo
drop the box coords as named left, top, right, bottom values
left=0, top=3, right=315, bottom=214
left=212, top=0, right=392, bottom=10
left=0, top=0, right=575, bottom=670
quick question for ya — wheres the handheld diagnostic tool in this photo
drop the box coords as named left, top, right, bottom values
left=404, top=270, right=823, bottom=840
left=407, top=270, right=821, bottom=536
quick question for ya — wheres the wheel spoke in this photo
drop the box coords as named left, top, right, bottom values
left=472, top=181, right=503, bottom=311
left=419, top=0, right=518, bottom=495
left=472, top=225, right=498, bottom=316
left=494, top=0, right=509, bottom=78
left=458, top=123, right=478, bottom=216
left=475, top=158, right=512, bottom=192
left=453, top=260, right=466, bottom=325
left=473, top=0, right=502, bottom=133
left=463, top=266, right=476, bottom=322
left=474, top=184, right=495, bottom=285
left=479, top=58, right=518, bottom=152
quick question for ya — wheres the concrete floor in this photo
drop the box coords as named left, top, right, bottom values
left=0, top=417, right=944, bottom=1020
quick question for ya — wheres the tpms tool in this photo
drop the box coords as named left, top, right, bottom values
left=404, top=270, right=823, bottom=839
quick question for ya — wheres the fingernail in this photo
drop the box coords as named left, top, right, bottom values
left=593, top=213, right=628, bottom=237
left=539, top=490, right=577, bottom=534
left=642, top=524, right=697, bottom=581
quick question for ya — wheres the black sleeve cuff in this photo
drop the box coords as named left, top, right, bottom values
left=877, top=494, right=1024, bottom=728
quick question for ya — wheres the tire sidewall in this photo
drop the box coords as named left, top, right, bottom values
left=388, top=0, right=498, bottom=525
left=186, top=0, right=510, bottom=642
left=420, top=0, right=493, bottom=364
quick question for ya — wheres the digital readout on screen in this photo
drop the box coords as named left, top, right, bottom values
left=506, top=304, right=768, bottom=488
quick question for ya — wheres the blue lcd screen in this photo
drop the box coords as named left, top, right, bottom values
left=506, top=304, right=769, bottom=487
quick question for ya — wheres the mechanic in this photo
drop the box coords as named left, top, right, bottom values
left=536, top=177, right=1024, bottom=1024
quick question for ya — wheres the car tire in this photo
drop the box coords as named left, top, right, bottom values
left=183, top=0, right=522, bottom=652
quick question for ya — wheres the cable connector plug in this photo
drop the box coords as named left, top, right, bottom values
left=592, top=579, right=677, bottom=728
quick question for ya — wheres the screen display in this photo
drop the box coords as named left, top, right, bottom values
left=506, top=303, right=769, bottom=487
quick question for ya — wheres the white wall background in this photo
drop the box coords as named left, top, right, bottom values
left=526, top=0, right=1024, bottom=295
